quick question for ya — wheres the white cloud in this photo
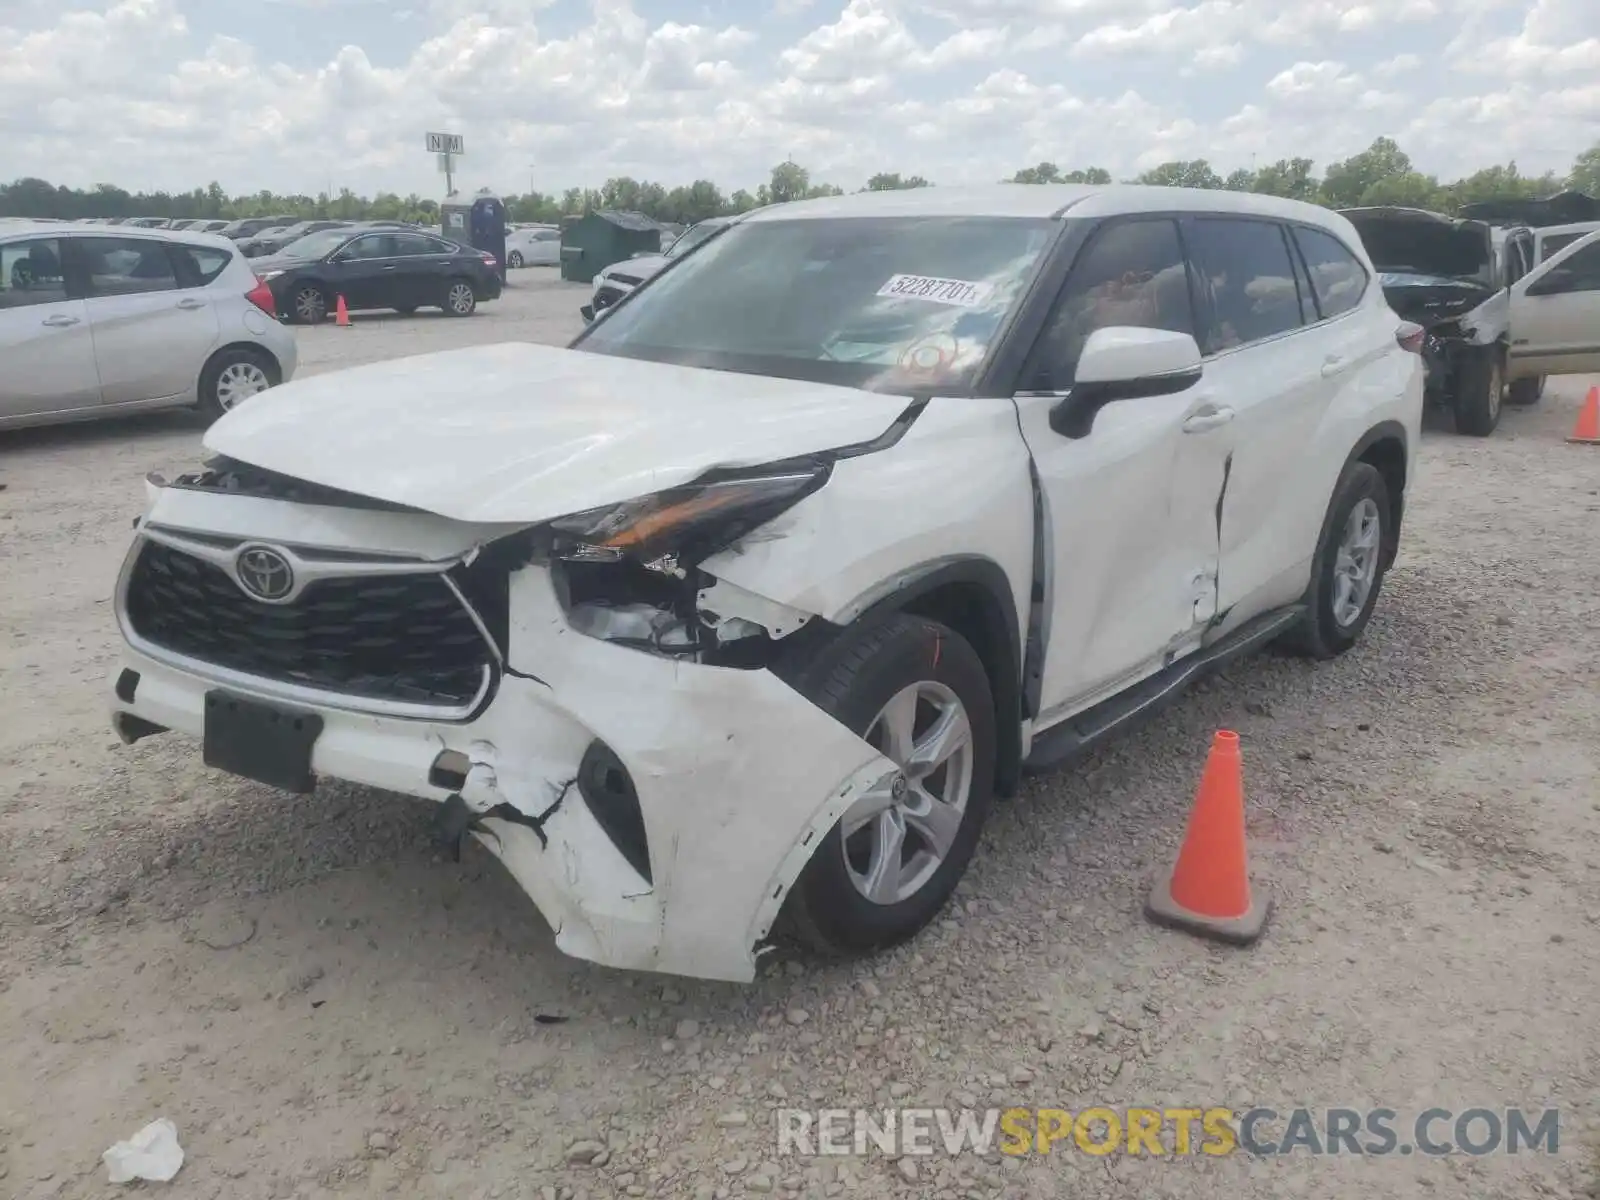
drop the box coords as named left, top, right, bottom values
left=0, top=0, right=1592, bottom=200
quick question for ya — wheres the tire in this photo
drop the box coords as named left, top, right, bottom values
left=291, top=283, right=328, bottom=325
left=1279, top=461, right=1392, bottom=660
left=1453, top=349, right=1504, bottom=436
left=443, top=278, right=476, bottom=317
left=196, top=347, right=277, bottom=422
left=1506, top=374, right=1544, bottom=406
left=508, top=251, right=524, bottom=268
left=775, top=614, right=996, bottom=958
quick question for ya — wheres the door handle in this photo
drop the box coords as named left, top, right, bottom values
left=41, top=314, right=80, bottom=327
left=1182, top=404, right=1235, bottom=433
left=176, top=298, right=205, bottom=310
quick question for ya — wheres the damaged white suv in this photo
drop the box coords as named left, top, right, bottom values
left=110, top=185, right=1423, bottom=982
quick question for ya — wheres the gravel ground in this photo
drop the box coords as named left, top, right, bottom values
left=1, top=275, right=1597, bottom=1200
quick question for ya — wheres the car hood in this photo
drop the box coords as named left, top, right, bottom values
left=1339, top=207, right=1492, bottom=282
left=600, top=254, right=669, bottom=285
left=202, top=341, right=911, bottom=524
left=1459, top=189, right=1598, bottom=228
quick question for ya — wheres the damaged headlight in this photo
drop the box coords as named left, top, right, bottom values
left=547, top=466, right=828, bottom=566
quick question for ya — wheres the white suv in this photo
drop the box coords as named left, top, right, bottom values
left=1, top=222, right=297, bottom=430
left=108, top=185, right=1422, bottom=982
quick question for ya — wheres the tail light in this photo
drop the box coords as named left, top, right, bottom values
left=480, top=253, right=497, bottom=268
left=1396, top=321, right=1425, bottom=354
left=246, top=277, right=279, bottom=319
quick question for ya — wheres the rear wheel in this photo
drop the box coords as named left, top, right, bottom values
left=197, top=347, right=276, bottom=421
left=1454, top=350, right=1504, bottom=437
left=1279, top=461, right=1392, bottom=660
left=443, top=279, right=476, bottom=317
left=776, top=615, right=996, bottom=958
left=508, top=251, right=524, bottom=268
left=1506, top=374, right=1545, bottom=406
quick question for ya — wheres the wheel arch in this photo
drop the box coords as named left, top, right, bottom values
left=817, top=557, right=1024, bottom=799
left=1345, top=420, right=1408, bottom=568
left=201, top=341, right=282, bottom=383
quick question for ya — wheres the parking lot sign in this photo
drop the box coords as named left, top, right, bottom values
left=426, top=132, right=465, bottom=155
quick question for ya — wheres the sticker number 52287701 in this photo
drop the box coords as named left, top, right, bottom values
left=875, top=274, right=995, bottom=308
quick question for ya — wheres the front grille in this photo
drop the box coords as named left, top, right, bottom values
left=125, top=541, right=494, bottom=709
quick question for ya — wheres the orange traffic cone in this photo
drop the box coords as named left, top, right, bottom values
left=1567, top=385, right=1600, bottom=445
left=334, top=294, right=351, bottom=327
left=1145, top=730, right=1271, bottom=945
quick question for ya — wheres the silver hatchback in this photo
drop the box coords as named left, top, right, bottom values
left=0, top=222, right=298, bottom=431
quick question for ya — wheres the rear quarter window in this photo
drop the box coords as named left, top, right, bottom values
left=172, top=243, right=233, bottom=285
left=1292, top=226, right=1369, bottom=319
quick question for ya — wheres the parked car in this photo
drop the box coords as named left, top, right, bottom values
left=506, top=225, right=560, bottom=267
left=110, top=184, right=1429, bottom=982
left=1339, top=206, right=1537, bottom=434
left=251, top=226, right=501, bottom=322
left=1503, top=227, right=1600, bottom=391
left=216, top=216, right=298, bottom=241
left=581, top=216, right=732, bottom=321
left=0, top=222, right=296, bottom=430
left=238, top=220, right=352, bottom=259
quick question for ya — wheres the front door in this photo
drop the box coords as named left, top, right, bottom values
left=1508, top=230, right=1600, bottom=380
left=0, top=235, right=101, bottom=419
left=326, top=233, right=398, bottom=310
left=1014, top=216, right=1232, bottom=725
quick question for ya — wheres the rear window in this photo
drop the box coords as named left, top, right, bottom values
left=173, top=243, right=232, bottom=285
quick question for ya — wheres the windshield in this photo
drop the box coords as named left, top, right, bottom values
left=278, top=229, right=354, bottom=259
left=665, top=222, right=721, bottom=258
left=575, top=215, right=1059, bottom=394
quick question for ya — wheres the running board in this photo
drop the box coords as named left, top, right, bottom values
left=1022, top=605, right=1306, bottom=774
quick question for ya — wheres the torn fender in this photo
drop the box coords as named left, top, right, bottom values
left=1456, top=290, right=1509, bottom=345
left=471, top=564, right=894, bottom=982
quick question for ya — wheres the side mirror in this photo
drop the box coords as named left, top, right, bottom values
left=1047, top=327, right=1203, bottom=439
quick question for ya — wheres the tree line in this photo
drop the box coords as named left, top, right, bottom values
left=4, top=138, right=1597, bottom=228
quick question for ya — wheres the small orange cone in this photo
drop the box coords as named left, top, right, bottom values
left=334, top=294, right=351, bottom=327
left=1145, top=730, right=1271, bottom=945
left=1567, top=385, right=1600, bottom=444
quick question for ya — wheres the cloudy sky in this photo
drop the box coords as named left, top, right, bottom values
left=0, top=0, right=1594, bottom=199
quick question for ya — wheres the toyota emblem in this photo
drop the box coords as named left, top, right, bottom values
left=235, top=546, right=295, bottom=602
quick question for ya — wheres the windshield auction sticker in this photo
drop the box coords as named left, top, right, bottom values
left=876, top=274, right=995, bottom=308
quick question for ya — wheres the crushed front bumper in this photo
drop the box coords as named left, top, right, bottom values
left=109, top=517, right=891, bottom=982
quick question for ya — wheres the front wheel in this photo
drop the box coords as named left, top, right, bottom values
left=443, top=279, right=476, bottom=317
left=1454, top=350, right=1504, bottom=436
left=1279, top=461, right=1392, bottom=660
left=775, top=614, right=996, bottom=958
left=508, top=251, right=524, bottom=268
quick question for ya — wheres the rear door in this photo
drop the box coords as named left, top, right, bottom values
left=1181, top=216, right=1339, bottom=617
left=77, top=236, right=220, bottom=405
left=388, top=233, right=457, bottom=307
left=0, top=235, right=101, bottom=419
left=1508, top=230, right=1600, bottom=378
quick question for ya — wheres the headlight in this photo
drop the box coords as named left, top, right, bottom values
left=547, top=467, right=827, bottom=566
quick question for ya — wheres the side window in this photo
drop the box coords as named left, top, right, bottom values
left=80, top=238, right=179, bottom=297
left=1539, top=232, right=1584, bottom=262
left=1532, top=240, right=1600, bottom=295
left=170, top=244, right=232, bottom=286
left=390, top=234, right=441, bottom=256
left=535, top=230, right=559, bottom=242
left=0, top=238, right=69, bottom=308
left=341, top=235, right=394, bottom=260
left=1292, top=226, right=1368, bottom=320
left=1024, top=218, right=1194, bottom=391
left=1185, top=219, right=1305, bottom=353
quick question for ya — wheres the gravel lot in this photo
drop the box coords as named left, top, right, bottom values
left=1, top=273, right=1597, bottom=1200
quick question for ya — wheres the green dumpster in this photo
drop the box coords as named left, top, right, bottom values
left=559, top=209, right=662, bottom=284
